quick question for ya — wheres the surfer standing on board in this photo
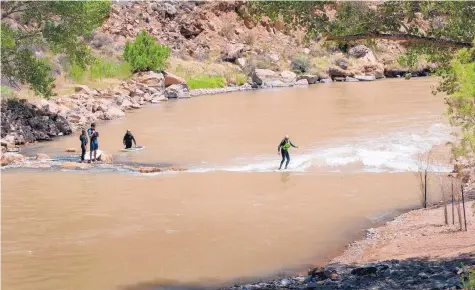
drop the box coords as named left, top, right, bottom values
left=278, top=135, right=298, bottom=170
left=123, top=129, right=137, bottom=149
left=87, top=123, right=99, bottom=162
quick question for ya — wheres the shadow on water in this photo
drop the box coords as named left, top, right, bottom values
left=118, top=254, right=475, bottom=290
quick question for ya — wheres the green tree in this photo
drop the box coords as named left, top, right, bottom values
left=247, top=1, right=475, bottom=47
left=123, top=30, right=171, bottom=72
left=1, top=1, right=111, bottom=98
left=435, top=45, right=475, bottom=157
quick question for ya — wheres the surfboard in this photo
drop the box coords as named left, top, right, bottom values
left=84, top=149, right=103, bottom=161
left=119, top=145, right=145, bottom=152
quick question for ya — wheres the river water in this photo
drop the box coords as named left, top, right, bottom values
left=2, top=78, right=452, bottom=290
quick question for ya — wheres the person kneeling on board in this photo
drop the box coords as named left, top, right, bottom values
left=123, top=129, right=137, bottom=149
left=278, top=135, right=298, bottom=170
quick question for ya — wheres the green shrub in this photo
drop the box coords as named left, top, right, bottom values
left=187, top=76, right=226, bottom=89
left=124, top=30, right=170, bottom=72
left=291, top=55, right=310, bottom=73
left=1, top=86, right=14, bottom=99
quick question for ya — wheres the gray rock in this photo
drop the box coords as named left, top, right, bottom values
left=345, top=76, right=359, bottom=82
left=222, top=43, right=245, bottom=62
left=295, top=79, right=309, bottom=86
left=163, top=3, right=177, bottom=16
left=335, top=58, right=348, bottom=70
left=280, top=278, right=291, bottom=287
left=320, top=78, right=332, bottom=83
left=297, top=74, right=319, bottom=84
left=355, top=75, right=376, bottom=81
left=349, top=45, right=371, bottom=58
left=165, top=84, right=190, bottom=99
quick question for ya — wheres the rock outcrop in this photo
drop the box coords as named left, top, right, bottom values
left=1, top=153, right=25, bottom=166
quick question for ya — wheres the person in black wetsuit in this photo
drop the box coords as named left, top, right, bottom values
left=278, top=135, right=298, bottom=170
left=123, top=129, right=137, bottom=149
left=79, top=129, right=88, bottom=162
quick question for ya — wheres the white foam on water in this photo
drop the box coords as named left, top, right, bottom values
left=188, top=123, right=454, bottom=174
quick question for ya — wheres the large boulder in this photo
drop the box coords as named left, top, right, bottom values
left=252, top=69, right=296, bottom=87
left=136, top=71, right=164, bottom=87
left=297, top=74, right=319, bottom=84
left=295, top=79, right=309, bottom=86
left=163, top=72, right=187, bottom=87
left=165, top=84, right=190, bottom=99
left=279, top=70, right=297, bottom=83
left=252, top=69, right=278, bottom=86
left=102, top=106, right=125, bottom=120
left=349, top=45, right=371, bottom=58
left=1, top=153, right=25, bottom=166
left=221, top=43, right=245, bottom=62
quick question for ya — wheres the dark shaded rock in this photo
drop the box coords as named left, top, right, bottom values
left=351, top=266, right=378, bottom=276
left=1, top=99, right=72, bottom=144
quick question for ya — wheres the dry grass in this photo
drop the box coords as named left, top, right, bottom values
left=167, top=57, right=247, bottom=86
left=309, top=56, right=331, bottom=74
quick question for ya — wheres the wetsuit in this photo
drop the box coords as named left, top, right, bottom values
left=278, top=139, right=297, bottom=170
left=123, top=132, right=136, bottom=149
left=87, top=128, right=99, bottom=151
left=79, top=134, right=88, bottom=161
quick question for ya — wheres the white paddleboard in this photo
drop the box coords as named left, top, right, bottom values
left=84, top=149, right=103, bottom=161
left=120, top=145, right=145, bottom=152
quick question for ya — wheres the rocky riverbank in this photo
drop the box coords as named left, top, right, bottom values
left=219, top=201, right=475, bottom=290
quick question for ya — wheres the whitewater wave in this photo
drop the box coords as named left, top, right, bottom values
left=188, top=123, right=453, bottom=174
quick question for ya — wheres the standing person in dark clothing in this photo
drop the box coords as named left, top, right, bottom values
left=123, top=129, right=136, bottom=149
left=79, top=129, right=88, bottom=162
left=278, top=135, right=298, bottom=170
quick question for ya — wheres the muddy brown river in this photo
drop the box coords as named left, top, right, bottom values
left=2, top=78, right=452, bottom=290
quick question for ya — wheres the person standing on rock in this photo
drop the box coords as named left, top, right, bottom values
left=87, top=123, right=99, bottom=162
left=278, top=135, right=298, bottom=170
left=79, top=129, right=88, bottom=163
left=123, top=129, right=136, bottom=149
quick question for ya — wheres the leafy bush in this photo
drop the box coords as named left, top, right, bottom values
left=124, top=30, right=170, bottom=72
left=187, top=76, right=226, bottom=89
left=291, top=55, right=310, bottom=73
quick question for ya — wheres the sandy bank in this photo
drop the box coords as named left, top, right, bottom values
left=333, top=200, right=475, bottom=265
